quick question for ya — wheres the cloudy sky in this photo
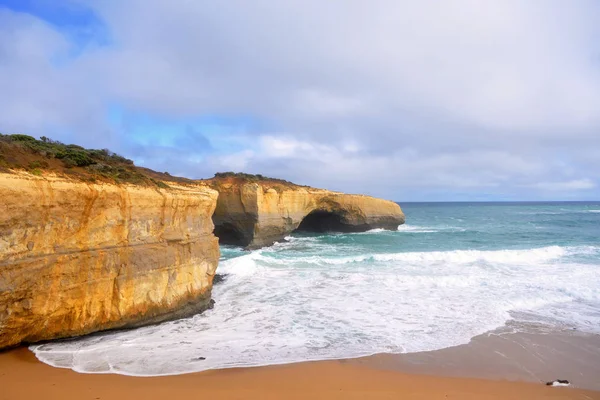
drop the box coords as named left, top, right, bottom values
left=1, top=0, right=600, bottom=201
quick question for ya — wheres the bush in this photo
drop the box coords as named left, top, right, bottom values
left=214, top=171, right=289, bottom=183
left=29, top=160, right=49, bottom=169
left=151, top=178, right=170, bottom=189
left=88, top=149, right=110, bottom=160
left=86, top=163, right=148, bottom=185
left=55, top=149, right=96, bottom=167
left=9, top=134, right=37, bottom=142
left=109, top=153, right=134, bottom=165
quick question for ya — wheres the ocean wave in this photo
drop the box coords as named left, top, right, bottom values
left=245, top=245, right=598, bottom=269
left=397, top=225, right=439, bottom=233
left=361, top=228, right=387, bottom=233
left=372, top=246, right=572, bottom=265
left=516, top=211, right=564, bottom=215
left=397, top=224, right=469, bottom=233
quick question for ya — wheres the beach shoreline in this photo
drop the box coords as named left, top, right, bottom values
left=3, top=328, right=599, bottom=400
left=352, top=325, right=600, bottom=391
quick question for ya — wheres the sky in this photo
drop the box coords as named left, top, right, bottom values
left=1, top=0, right=600, bottom=201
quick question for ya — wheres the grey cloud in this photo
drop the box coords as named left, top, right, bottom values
left=2, top=1, right=600, bottom=199
left=82, top=1, right=600, bottom=130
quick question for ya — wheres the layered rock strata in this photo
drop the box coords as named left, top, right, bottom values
left=210, top=179, right=405, bottom=249
left=0, top=172, right=219, bottom=349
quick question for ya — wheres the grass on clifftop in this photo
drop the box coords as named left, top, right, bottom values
left=0, top=133, right=189, bottom=187
left=210, top=172, right=308, bottom=190
left=213, top=172, right=295, bottom=184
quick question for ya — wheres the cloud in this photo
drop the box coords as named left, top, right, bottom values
left=1, top=1, right=600, bottom=199
left=0, top=7, right=113, bottom=148
left=81, top=1, right=600, bottom=132
left=530, top=179, right=596, bottom=192
left=200, top=135, right=562, bottom=200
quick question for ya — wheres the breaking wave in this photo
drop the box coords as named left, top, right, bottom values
left=32, top=242, right=600, bottom=376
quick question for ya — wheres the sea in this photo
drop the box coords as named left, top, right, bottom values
left=31, top=202, right=600, bottom=376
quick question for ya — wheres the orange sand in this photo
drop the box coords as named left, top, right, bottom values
left=1, top=348, right=598, bottom=400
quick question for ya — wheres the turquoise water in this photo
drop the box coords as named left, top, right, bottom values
left=33, top=202, right=600, bottom=376
left=222, top=201, right=600, bottom=257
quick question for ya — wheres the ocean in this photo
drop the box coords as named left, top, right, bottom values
left=31, top=202, right=600, bottom=376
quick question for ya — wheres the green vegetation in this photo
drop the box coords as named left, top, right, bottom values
left=213, top=172, right=292, bottom=184
left=28, top=160, right=49, bottom=169
left=211, top=172, right=309, bottom=190
left=9, top=134, right=38, bottom=142
left=151, top=178, right=171, bottom=189
left=214, top=172, right=266, bottom=180
left=0, top=133, right=171, bottom=188
left=1, top=134, right=134, bottom=166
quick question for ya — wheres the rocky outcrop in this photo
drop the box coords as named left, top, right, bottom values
left=0, top=172, right=219, bottom=349
left=210, top=178, right=405, bottom=249
left=0, top=168, right=404, bottom=349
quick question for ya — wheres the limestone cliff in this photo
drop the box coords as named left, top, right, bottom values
left=0, top=172, right=219, bottom=349
left=209, top=177, right=405, bottom=249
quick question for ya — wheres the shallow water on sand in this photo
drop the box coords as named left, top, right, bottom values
left=32, top=202, right=600, bottom=376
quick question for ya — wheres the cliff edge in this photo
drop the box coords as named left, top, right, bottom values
left=207, top=174, right=405, bottom=249
left=0, top=172, right=219, bottom=349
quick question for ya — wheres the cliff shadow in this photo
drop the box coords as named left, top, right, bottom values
left=213, top=222, right=247, bottom=246
left=294, top=210, right=365, bottom=233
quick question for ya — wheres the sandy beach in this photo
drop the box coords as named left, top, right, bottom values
left=2, top=329, right=600, bottom=400
left=354, top=325, right=600, bottom=391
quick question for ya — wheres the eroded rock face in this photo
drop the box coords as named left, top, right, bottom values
left=210, top=180, right=405, bottom=249
left=0, top=172, right=219, bottom=349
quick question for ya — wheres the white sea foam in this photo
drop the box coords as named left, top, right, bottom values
left=587, top=210, right=600, bottom=213
left=363, top=228, right=387, bottom=233
left=397, top=224, right=468, bottom=233
left=397, top=224, right=439, bottom=232
left=31, top=243, right=600, bottom=376
left=258, top=246, right=582, bottom=267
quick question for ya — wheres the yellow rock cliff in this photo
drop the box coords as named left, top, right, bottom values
left=0, top=172, right=219, bottom=349
left=210, top=178, right=405, bottom=249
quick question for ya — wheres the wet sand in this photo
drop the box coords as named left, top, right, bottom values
left=1, top=343, right=599, bottom=400
left=353, top=326, right=600, bottom=391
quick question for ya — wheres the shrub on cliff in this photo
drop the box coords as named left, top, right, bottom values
left=214, top=172, right=274, bottom=181
left=0, top=133, right=167, bottom=187
left=8, top=134, right=37, bottom=142
left=56, top=148, right=96, bottom=167
left=213, top=171, right=300, bottom=187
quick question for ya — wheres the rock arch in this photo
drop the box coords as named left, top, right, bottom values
left=294, top=207, right=369, bottom=233
left=295, top=209, right=346, bottom=233
left=209, top=180, right=405, bottom=249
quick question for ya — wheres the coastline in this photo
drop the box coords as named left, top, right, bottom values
left=2, top=328, right=600, bottom=400
left=353, top=325, right=600, bottom=391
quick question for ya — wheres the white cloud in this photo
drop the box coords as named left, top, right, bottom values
left=530, top=179, right=596, bottom=191
left=210, top=150, right=255, bottom=172
left=200, top=135, right=577, bottom=199
left=0, top=8, right=114, bottom=148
